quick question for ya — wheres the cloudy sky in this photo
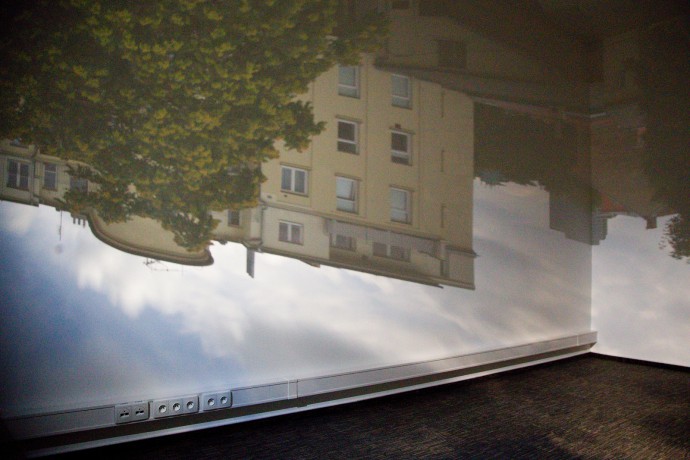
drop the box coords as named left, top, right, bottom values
left=592, top=214, right=690, bottom=366
left=2, top=180, right=685, bottom=416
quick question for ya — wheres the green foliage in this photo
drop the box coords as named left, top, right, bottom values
left=660, top=215, right=690, bottom=261
left=639, top=18, right=690, bottom=261
left=1, top=0, right=385, bottom=250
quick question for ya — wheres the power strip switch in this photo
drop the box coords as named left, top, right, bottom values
left=115, top=401, right=150, bottom=424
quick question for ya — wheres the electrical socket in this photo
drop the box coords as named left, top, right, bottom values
left=182, top=395, right=199, bottom=414
left=151, top=395, right=199, bottom=419
left=201, top=390, right=232, bottom=411
left=115, top=401, right=150, bottom=424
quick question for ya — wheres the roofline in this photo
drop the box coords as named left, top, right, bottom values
left=87, top=212, right=214, bottom=267
left=261, top=246, right=475, bottom=290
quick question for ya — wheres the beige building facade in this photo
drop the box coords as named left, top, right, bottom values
left=380, top=1, right=550, bottom=83
left=0, top=139, right=71, bottom=208
left=1, top=53, right=477, bottom=289
left=0, top=139, right=216, bottom=265
left=209, top=51, right=477, bottom=288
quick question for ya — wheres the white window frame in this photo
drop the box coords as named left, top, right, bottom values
left=227, top=210, right=241, bottom=226
left=278, top=221, right=303, bottom=245
left=338, top=65, right=359, bottom=98
left=391, top=130, right=411, bottom=165
left=390, top=187, right=411, bottom=223
left=330, top=234, right=356, bottom=251
left=281, top=165, right=308, bottom=195
left=7, top=159, right=30, bottom=190
left=336, top=176, right=358, bottom=213
left=391, top=74, right=412, bottom=108
left=70, top=175, right=88, bottom=192
left=372, top=242, right=410, bottom=261
left=337, top=119, right=358, bottom=154
left=43, top=162, right=58, bottom=190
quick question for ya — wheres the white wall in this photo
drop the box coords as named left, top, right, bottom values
left=592, top=215, right=690, bottom=367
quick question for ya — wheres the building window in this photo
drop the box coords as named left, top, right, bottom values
left=338, top=66, right=359, bottom=98
left=438, top=40, right=466, bottom=70
left=336, top=176, right=358, bottom=213
left=43, top=163, right=57, bottom=190
left=373, top=242, right=410, bottom=261
left=281, top=165, right=308, bottom=195
left=392, top=74, right=411, bottom=108
left=7, top=160, right=30, bottom=190
left=330, top=234, right=356, bottom=251
left=70, top=175, right=88, bottom=192
left=337, top=119, right=358, bottom=154
left=441, top=259, right=449, bottom=277
left=278, top=221, right=303, bottom=245
left=390, top=187, right=411, bottom=223
left=391, top=131, right=411, bottom=165
left=228, top=210, right=240, bottom=226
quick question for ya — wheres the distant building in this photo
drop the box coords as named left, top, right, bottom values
left=218, top=53, right=477, bottom=289
left=371, top=0, right=591, bottom=111
left=1, top=55, right=477, bottom=289
left=0, top=139, right=215, bottom=266
left=0, top=140, right=66, bottom=208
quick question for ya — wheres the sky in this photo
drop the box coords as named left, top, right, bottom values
left=4, top=179, right=686, bottom=416
left=591, top=214, right=690, bottom=366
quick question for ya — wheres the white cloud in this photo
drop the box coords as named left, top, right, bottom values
left=34, top=181, right=593, bottom=381
left=0, top=201, right=44, bottom=234
left=9, top=181, right=680, bottom=410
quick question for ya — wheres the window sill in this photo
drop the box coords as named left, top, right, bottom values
left=372, top=254, right=411, bottom=263
left=280, top=190, right=309, bottom=197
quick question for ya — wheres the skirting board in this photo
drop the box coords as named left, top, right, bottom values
left=6, top=331, right=597, bottom=457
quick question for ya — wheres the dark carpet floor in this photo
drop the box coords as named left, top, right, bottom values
left=54, top=354, right=689, bottom=459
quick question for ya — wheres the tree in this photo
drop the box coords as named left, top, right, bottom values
left=0, top=0, right=385, bottom=250
left=639, top=17, right=690, bottom=261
